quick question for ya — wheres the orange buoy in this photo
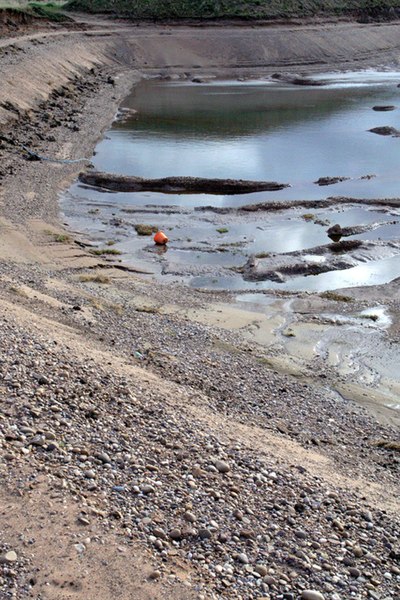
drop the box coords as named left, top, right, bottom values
left=154, top=230, right=169, bottom=245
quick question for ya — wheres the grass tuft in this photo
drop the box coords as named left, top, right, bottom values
left=134, top=224, right=158, bottom=236
left=79, top=273, right=111, bottom=283
left=89, top=248, right=122, bottom=256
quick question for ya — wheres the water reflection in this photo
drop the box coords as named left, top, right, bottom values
left=62, top=72, right=400, bottom=292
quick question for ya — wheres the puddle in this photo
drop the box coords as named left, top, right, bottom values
left=61, top=71, right=400, bottom=292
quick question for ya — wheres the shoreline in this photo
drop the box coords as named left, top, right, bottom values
left=0, top=14, right=399, bottom=600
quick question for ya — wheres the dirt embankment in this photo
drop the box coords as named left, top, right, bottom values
left=0, top=14, right=400, bottom=600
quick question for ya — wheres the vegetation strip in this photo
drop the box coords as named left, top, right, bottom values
left=66, top=0, right=400, bottom=22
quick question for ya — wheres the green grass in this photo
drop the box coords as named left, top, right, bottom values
left=0, top=2, right=69, bottom=21
left=134, top=224, right=158, bottom=236
left=89, top=248, right=122, bottom=255
left=65, top=0, right=400, bottom=20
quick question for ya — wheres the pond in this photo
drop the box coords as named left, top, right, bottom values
left=62, top=71, right=400, bottom=292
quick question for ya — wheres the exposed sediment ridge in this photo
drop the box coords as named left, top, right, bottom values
left=79, top=170, right=290, bottom=194
left=195, top=196, right=400, bottom=213
left=242, top=239, right=400, bottom=281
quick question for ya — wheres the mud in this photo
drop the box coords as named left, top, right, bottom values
left=195, top=196, right=400, bottom=214
left=327, top=219, right=399, bottom=240
left=78, top=170, right=290, bottom=194
left=271, top=72, right=326, bottom=86
left=242, top=239, right=400, bottom=282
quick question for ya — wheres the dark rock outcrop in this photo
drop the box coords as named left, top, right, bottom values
left=369, top=126, right=400, bottom=137
left=79, top=171, right=290, bottom=195
left=315, top=176, right=350, bottom=186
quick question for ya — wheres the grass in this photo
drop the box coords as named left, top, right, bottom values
left=134, top=224, right=158, bottom=236
left=255, top=251, right=270, bottom=259
left=65, top=0, right=400, bottom=21
left=320, top=291, right=353, bottom=302
left=373, top=439, right=400, bottom=451
left=44, top=230, right=72, bottom=243
left=89, top=248, right=122, bottom=256
left=134, top=305, right=159, bottom=313
left=216, top=227, right=229, bottom=234
left=0, top=2, right=70, bottom=22
left=79, top=273, right=111, bottom=284
left=8, top=285, right=28, bottom=297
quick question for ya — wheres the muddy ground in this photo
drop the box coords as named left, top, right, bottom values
left=0, top=13, right=399, bottom=600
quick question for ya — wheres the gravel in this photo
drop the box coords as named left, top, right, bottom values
left=0, top=314, right=399, bottom=599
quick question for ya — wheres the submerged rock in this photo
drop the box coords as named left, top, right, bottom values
left=369, top=126, right=400, bottom=137
left=327, top=223, right=343, bottom=241
left=271, top=73, right=325, bottom=86
left=372, top=105, right=396, bottom=111
left=314, top=176, right=350, bottom=186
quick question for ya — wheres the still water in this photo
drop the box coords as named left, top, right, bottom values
left=62, top=71, right=400, bottom=291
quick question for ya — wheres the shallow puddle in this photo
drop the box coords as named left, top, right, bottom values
left=62, top=70, right=400, bottom=292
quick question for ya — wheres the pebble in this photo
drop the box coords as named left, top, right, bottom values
left=148, top=570, right=161, bottom=580
left=169, top=529, right=182, bottom=541
left=353, top=545, right=364, bottom=558
left=214, top=460, right=230, bottom=473
left=237, top=553, right=249, bottom=564
left=0, top=551, right=17, bottom=564
left=255, top=564, right=269, bottom=577
left=348, top=567, right=360, bottom=578
left=301, top=591, right=325, bottom=600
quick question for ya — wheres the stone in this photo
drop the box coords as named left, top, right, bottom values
left=353, top=545, right=364, bottom=558
left=237, top=553, right=249, bottom=564
left=148, top=570, right=161, bottom=580
left=349, top=567, right=361, bottom=578
left=301, top=592, right=325, bottom=600
left=1, top=551, right=17, bottom=563
left=214, top=460, right=230, bottom=473
left=183, top=511, right=196, bottom=522
left=255, top=564, right=268, bottom=577
left=198, top=528, right=212, bottom=540
left=169, top=529, right=182, bottom=541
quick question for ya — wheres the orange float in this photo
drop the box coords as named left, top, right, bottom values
left=154, top=230, right=169, bottom=245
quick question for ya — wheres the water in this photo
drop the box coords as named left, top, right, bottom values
left=62, top=71, right=400, bottom=291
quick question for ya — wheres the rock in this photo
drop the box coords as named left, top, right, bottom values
left=183, top=511, right=196, bottom=522
left=353, top=545, right=364, bottom=558
left=369, top=126, right=400, bottom=137
left=255, top=564, right=269, bottom=576
left=372, top=105, right=396, bottom=111
left=148, top=570, right=161, bottom=580
left=94, top=451, right=111, bottom=464
left=169, top=528, right=182, bottom=541
left=314, top=176, right=350, bottom=186
left=237, top=553, right=249, bottom=564
left=301, top=592, right=325, bottom=600
left=214, top=460, right=230, bottom=473
left=349, top=567, right=361, bottom=578
left=198, top=528, right=212, bottom=540
left=0, top=551, right=17, bottom=563
left=327, top=224, right=343, bottom=242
